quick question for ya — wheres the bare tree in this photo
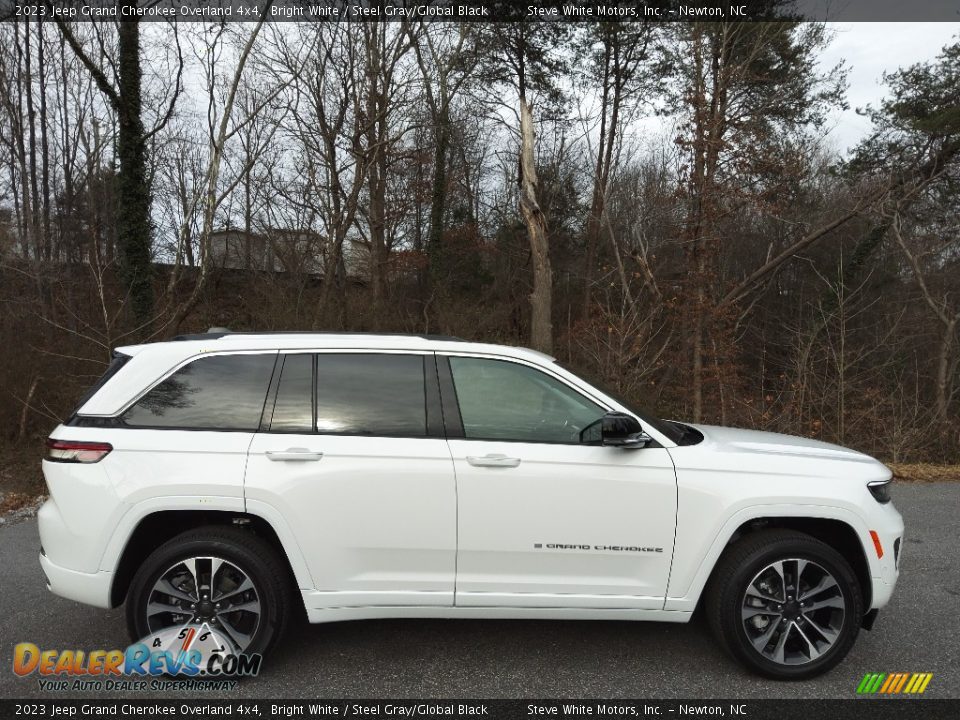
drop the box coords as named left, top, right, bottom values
left=478, top=23, right=570, bottom=353
left=159, top=10, right=279, bottom=336
left=892, top=212, right=959, bottom=422
left=577, top=22, right=658, bottom=311
left=406, top=22, right=479, bottom=287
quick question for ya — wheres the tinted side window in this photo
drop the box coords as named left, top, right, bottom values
left=315, top=354, right=426, bottom=437
left=270, top=354, right=314, bottom=432
left=448, top=357, right=605, bottom=444
left=122, top=354, right=275, bottom=430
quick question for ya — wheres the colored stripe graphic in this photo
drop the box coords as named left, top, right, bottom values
left=893, top=673, right=910, bottom=693
left=856, top=673, right=885, bottom=694
left=907, top=673, right=933, bottom=694
left=879, top=674, right=896, bottom=693
left=857, top=672, right=933, bottom=694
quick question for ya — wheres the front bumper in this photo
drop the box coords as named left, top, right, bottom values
left=866, top=501, right=904, bottom=611
left=39, top=551, right=112, bottom=609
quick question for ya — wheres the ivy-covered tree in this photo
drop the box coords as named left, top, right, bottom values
left=50, top=4, right=181, bottom=330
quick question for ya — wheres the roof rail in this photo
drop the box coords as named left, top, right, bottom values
left=169, top=330, right=466, bottom=342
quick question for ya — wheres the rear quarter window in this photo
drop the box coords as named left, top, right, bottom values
left=121, top=354, right=276, bottom=431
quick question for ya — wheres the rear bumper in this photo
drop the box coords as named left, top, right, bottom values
left=39, top=552, right=112, bottom=609
left=38, top=494, right=114, bottom=607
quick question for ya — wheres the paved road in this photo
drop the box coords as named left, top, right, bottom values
left=1, top=484, right=958, bottom=700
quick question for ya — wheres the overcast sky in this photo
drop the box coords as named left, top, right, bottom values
left=819, top=22, right=960, bottom=153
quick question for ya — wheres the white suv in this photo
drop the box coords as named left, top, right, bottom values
left=39, top=331, right=903, bottom=679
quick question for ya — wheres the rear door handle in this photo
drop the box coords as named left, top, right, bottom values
left=466, top=453, right=521, bottom=468
left=265, top=448, right=324, bottom=462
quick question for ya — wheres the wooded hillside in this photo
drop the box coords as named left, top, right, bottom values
left=1, top=17, right=959, bottom=481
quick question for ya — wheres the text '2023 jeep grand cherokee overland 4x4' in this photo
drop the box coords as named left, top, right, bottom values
left=39, top=331, right=903, bottom=679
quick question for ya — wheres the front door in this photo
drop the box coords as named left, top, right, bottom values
left=244, top=351, right=456, bottom=609
left=442, top=355, right=677, bottom=609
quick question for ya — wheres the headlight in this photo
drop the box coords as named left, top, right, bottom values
left=867, top=479, right=892, bottom=504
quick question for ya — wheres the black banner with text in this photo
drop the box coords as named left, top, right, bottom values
left=2, top=0, right=960, bottom=23
left=2, top=699, right=959, bottom=720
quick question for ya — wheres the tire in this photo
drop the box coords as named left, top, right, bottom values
left=126, top=525, right=292, bottom=657
left=705, top=529, right=863, bottom=679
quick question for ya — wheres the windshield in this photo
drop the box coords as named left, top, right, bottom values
left=555, top=362, right=693, bottom=445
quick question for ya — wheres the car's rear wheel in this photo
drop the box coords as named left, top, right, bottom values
left=126, top=526, right=292, bottom=656
left=706, top=529, right=863, bottom=679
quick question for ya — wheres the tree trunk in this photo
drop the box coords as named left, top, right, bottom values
left=38, top=17, right=51, bottom=261
left=427, top=115, right=449, bottom=285
left=519, top=98, right=552, bottom=354
left=24, top=18, right=42, bottom=262
left=59, top=33, right=74, bottom=262
left=116, top=15, right=154, bottom=329
left=684, top=25, right=730, bottom=423
left=364, top=27, right=388, bottom=321
left=582, top=44, right=611, bottom=312
left=934, top=314, right=957, bottom=422
left=319, top=231, right=344, bottom=319
left=13, top=20, right=34, bottom=259
left=367, top=125, right=387, bottom=319
left=691, top=255, right=706, bottom=423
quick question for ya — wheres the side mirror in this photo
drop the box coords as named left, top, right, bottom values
left=601, top=412, right=652, bottom=449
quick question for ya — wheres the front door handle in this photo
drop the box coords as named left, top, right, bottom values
left=265, top=448, right=324, bottom=462
left=466, top=453, right=521, bottom=468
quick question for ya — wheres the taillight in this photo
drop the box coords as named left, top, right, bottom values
left=45, top=438, right=113, bottom=464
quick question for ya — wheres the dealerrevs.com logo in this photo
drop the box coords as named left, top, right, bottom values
left=13, top=622, right=261, bottom=691
left=857, top=672, right=934, bottom=695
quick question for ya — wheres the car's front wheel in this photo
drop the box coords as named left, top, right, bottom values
left=126, top=525, right=292, bottom=657
left=706, top=529, right=863, bottom=679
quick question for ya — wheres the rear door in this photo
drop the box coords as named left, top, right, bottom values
left=244, top=351, right=457, bottom=609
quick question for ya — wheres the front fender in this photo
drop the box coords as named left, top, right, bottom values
left=664, top=502, right=877, bottom=612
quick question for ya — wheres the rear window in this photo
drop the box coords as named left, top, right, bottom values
left=121, top=354, right=276, bottom=431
